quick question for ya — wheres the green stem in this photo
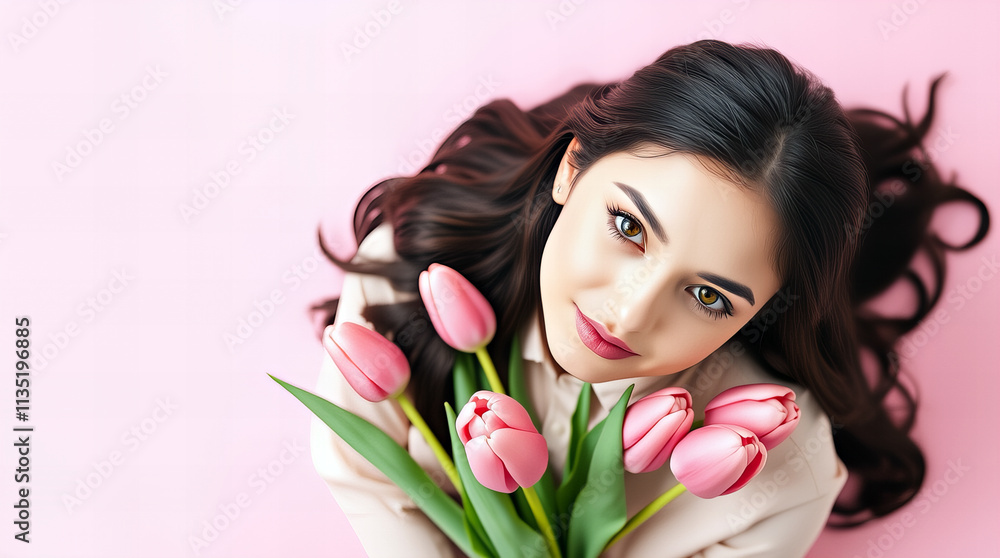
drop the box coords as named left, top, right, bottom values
left=604, top=483, right=688, bottom=550
left=394, top=393, right=462, bottom=493
left=474, top=346, right=505, bottom=395
left=523, top=485, right=561, bottom=558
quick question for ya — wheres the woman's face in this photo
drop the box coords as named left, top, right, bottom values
left=538, top=139, right=783, bottom=383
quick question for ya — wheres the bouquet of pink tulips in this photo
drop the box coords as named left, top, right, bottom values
left=271, top=263, right=800, bottom=558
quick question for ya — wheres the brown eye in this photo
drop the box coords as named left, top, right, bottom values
left=698, top=288, right=719, bottom=305
left=687, top=286, right=732, bottom=319
left=614, top=214, right=644, bottom=246
left=620, top=217, right=641, bottom=237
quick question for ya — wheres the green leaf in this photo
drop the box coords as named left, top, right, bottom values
left=564, top=382, right=592, bottom=480
left=445, top=403, right=548, bottom=558
left=269, top=375, right=475, bottom=557
left=507, top=335, right=539, bottom=430
left=453, top=352, right=479, bottom=407
left=565, top=385, right=634, bottom=558
left=464, top=504, right=496, bottom=558
left=556, top=417, right=604, bottom=513
left=452, top=353, right=497, bottom=556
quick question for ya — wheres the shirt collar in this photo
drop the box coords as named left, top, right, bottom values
left=520, top=310, right=677, bottom=412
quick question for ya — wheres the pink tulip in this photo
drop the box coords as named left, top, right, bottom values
left=323, top=322, right=410, bottom=402
left=418, top=263, right=496, bottom=352
left=622, top=387, right=694, bottom=474
left=456, top=391, right=548, bottom=493
left=669, top=424, right=767, bottom=498
left=704, top=384, right=800, bottom=450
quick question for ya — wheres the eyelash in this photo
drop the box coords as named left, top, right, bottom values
left=606, top=204, right=644, bottom=251
left=688, top=286, right=733, bottom=320
left=607, top=203, right=733, bottom=320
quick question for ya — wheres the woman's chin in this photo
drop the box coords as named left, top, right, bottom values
left=552, top=350, right=690, bottom=384
left=551, top=351, right=633, bottom=383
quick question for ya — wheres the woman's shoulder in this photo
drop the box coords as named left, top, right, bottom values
left=675, top=342, right=847, bottom=505
left=611, top=346, right=847, bottom=556
left=353, top=222, right=398, bottom=262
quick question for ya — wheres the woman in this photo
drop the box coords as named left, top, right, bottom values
left=309, top=40, right=989, bottom=557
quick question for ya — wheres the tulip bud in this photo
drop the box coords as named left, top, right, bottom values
left=323, top=322, right=410, bottom=402
left=419, top=263, right=497, bottom=352
left=703, top=384, right=800, bottom=450
left=456, top=391, right=548, bottom=493
left=669, top=424, right=767, bottom=498
left=622, top=387, right=694, bottom=474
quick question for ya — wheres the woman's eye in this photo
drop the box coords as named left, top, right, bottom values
left=689, top=286, right=732, bottom=318
left=614, top=214, right=644, bottom=246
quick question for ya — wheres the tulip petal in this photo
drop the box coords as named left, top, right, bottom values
left=759, top=419, right=797, bottom=450
left=670, top=425, right=759, bottom=498
left=622, top=389, right=691, bottom=448
left=420, top=264, right=497, bottom=352
left=705, top=384, right=795, bottom=410
left=480, top=410, right=505, bottom=432
left=465, top=436, right=518, bottom=493
left=419, top=270, right=457, bottom=349
left=485, top=393, right=536, bottom=432
left=334, top=323, right=410, bottom=398
left=721, top=435, right=767, bottom=495
left=324, top=322, right=410, bottom=401
left=705, top=399, right=787, bottom=435
left=468, top=415, right=489, bottom=440
left=704, top=384, right=800, bottom=450
left=325, top=328, right=390, bottom=402
left=456, top=399, right=479, bottom=444
left=431, top=271, right=488, bottom=351
left=488, top=429, right=548, bottom=488
left=623, top=409, right=693, bottom=473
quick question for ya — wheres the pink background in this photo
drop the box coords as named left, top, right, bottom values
left=1, top=1, right=997, bottom=557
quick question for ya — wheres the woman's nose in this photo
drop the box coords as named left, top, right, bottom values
left=611, top=258, right=672, bottom=332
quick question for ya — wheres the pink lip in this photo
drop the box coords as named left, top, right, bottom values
left=574, top=305, right=638, bottom=360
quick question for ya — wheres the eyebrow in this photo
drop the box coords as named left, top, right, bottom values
left=613, top=181, right=755, bottom=306
left=697, top=273, right=756, bottom=306
left=613, top=182, right=667, bottom=243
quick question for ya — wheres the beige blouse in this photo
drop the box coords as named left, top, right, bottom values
left=310, top=223, right=847, bottom=558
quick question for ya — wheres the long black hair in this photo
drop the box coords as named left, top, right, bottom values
left=312, top=40, right=989, bottom=525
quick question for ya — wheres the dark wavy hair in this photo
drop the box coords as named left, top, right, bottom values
left=312, top=40, right=990, bottom=525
